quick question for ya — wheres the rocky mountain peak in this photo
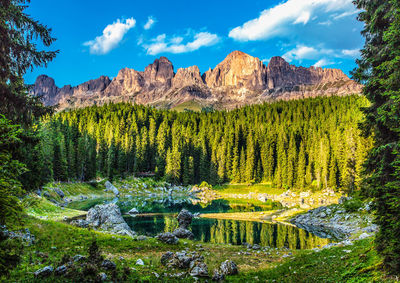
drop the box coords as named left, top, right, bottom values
left=32, top=75, right=58, bottom=105
left=144, top=57, right=174, bottom=87
left=203, top=50, right=266, bottom=89
left=76, top=75, right=111, bottom=93
left=267, top=56, right=290, bottom=68
left=104, top=68, right=144, bottom=96
left=172, top=66, right=204, bottom=88
left=32, top=50, right=362, bottom=110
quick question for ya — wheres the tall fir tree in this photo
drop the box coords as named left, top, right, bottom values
left=353, top=0, right=400, bottom=273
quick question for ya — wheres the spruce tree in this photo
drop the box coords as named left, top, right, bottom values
left=353, top=0, right=400, bottom=273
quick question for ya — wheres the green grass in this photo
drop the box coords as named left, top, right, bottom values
left=214, top=183, right=285, bottom=195
left=4, top=217, right=289, bottom=282
left=3, top=216, right=394, bottom=282
left=43, top=181, right=106, bottom=198
left=24, top=195, right=85, bottom=221
left=230, top=238, right=397, bottom=282
left=172, top=100, right=204, bottom=112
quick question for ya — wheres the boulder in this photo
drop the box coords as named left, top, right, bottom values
left=161, top=251, right=174, bottom=265
left=156, top=232, right=179, bottom=244
left=43, top=191, right=51, bottom=198
left=128, top=208, right=139, bottom=215
left=70, top=219, right=89, bottom=228
left=212, top=269, right=225, bottom=281
left=173, top=227, right=194, bottom=239
left=161, top=250, right=204, bottom=269
left=34, top=266, right=53, bottom=277
left=136, top=235, right=147, bottom=241
left=358, top=233, right=371, bottom=240
left=73, top=255, right=86, bottom=262
left=105, top=181, right=119, bottom=195
left=54, top=265, right=67, bottom=276
left=177, top=209, right=193, bottom=229
left=86, top=204, right=135, bottom=237
left=189, top=260, right=209, bottom=278
left=219, top=260, right=238, bottom=275
left=0, top=225, right=9, bottom=240
left=101, top=259, right=116, bottom=270
left=98, top=272, right=107, bottom=281
left=53, top=188, right=65, bottom=198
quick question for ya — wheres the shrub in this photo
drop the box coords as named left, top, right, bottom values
left=343, top=198, right=363, bottom=213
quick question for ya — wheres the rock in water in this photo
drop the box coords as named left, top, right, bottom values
left=86, top=203, right=135, bottom=237
left=219, top=260, right=238, bottom=275
left=128, top=208, right=139, bottom=215
left=34, top=266, right=53, bottom=277
left=173, top=227, right=194, bottom=239
left=156, top=232, right=179, bottom=244
left=177, top=209, right=193, bottom=229
left=105, top=181, right=119, bottom=196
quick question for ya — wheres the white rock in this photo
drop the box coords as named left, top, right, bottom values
left=358, top=233, right=371, bottom=240
left=105, top=181, right=119, bottom=195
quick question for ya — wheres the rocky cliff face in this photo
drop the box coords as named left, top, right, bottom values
left=203, top=51, right=266, bottom=90
left=32, top=51, right=362, bottom=110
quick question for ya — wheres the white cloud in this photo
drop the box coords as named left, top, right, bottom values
left=84, top=18, right=136, bottom=55
left=313, top=58, right=334, bottom=67
left=341, top=48, right=360, bottom=57
left=332, top=10, right=359, bottom=20
left=144, top=16, right=156, bottom=30
left=282, top=45, right=334, bottom=62
left=283, top=44, right=359, bottom=63
left=228, top=0, right=356, bottom=41
left=294, top=11, right=311, bottom=25
left=142, top=32, right=219, bottom=55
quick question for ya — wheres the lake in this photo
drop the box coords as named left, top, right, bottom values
left=68, top=196, right=332, bottom=249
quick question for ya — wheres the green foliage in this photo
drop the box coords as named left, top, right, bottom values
left=0, top=0, right=57, bottom=124
left=0, top=238, right=23, bottom=277
left=343, top=198, right=364, bottom=213
left=0, top=115, right=26, bottom=225
left=39, top=96, right=372, bottom=190
left=353, top=0, right=400, bottom=273
left=199, top=181, right=212, bottom=189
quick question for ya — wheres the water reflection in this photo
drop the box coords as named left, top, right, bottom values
left=125, top=215, right=331, bottom=249
left=70, top=197, right=282, bottom=214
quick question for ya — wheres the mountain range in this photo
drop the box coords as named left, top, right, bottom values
left=31, top=50, right=362, bottom=110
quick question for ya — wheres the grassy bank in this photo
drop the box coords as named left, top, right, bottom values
left=3, top=216, right=395, bottom=282
left=214, top=183, right=285, bottom=195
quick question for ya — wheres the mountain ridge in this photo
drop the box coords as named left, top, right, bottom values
left=31, top=51, right=362, bottom=110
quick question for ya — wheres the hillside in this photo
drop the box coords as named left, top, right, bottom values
left=33, top=95, right=372, bottom=192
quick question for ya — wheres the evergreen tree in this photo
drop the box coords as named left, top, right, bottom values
left=353, top=0, right=400, bottom=273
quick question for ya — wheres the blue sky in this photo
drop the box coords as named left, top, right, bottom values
left=24, top=0, right=364, bottom=87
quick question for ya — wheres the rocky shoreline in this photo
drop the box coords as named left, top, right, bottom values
left=291, top=199, right=377, bottom=243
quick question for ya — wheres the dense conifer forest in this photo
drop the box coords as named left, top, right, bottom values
left=29, top=95, right=372, bottom=191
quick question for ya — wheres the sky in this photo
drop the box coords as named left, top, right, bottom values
left=24, top=0, right=364, bottom=87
